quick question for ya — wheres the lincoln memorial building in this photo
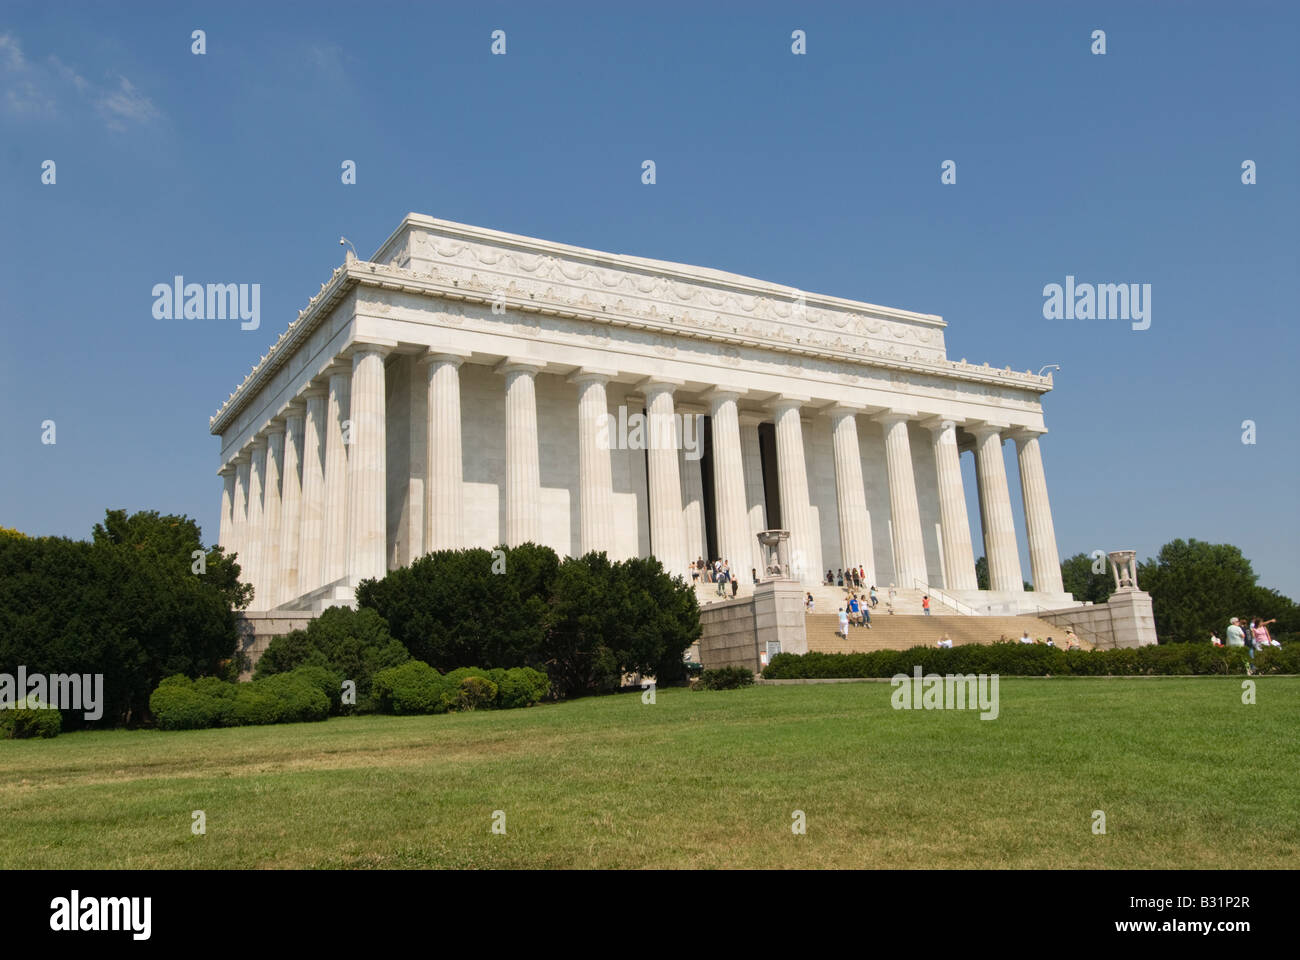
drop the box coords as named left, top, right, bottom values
left=211, top=214, right=1075, bottom=616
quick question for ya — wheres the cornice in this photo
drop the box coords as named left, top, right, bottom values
left=210, top=256, right=1054, bottom=437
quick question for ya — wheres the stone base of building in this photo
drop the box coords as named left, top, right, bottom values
left=947, top=589, right=1079, bottom=616
left=235, top=612, right=313, bottom=679
left=1037, top=587, right=1158, bottom=649
left=698, top=579, right=807, bottom=673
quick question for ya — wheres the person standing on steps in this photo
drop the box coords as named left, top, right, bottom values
left=922, top=595, right=931, bottom=616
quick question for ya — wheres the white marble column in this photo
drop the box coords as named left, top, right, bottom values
left=262, top=422, right=284, bottom=608
left=874, top=410, right=927, bottom=590
left=829, top=405, right=876, bottom=588
left=232, top=455, right=250, bottom=584
left=570, top=369, right=617, bottom=556
left=680, top=446, right=706, bottom=568
left=740, top=418, right=768, bottom=576
left=770, top=396, right=814, bottom=581
left=425, top=352, right=467, bottom=551
left=297, top=385, right=328, bottom=594
left=246, top=438, right=267, bottom=605
left=501, top=359, right=542, bottom=546
left=923, top=417, right=978, bottom=591
left=644, top=380, right=687, bottom=570
left=278, top=404, right=304, bottom=606
left=321, top=365, right=351, bottom=585
left=709, top=390, right=752, bottom=582
left=1013, top=429, right=1065, bottom=594
left=218, top=466, right=236, bottom=555
left=970, top=422, right=1023, bottom=593
left=347, top=344, right=391, bottom=584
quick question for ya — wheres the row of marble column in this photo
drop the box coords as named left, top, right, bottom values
left=219, top=349, right=1064, bottom=609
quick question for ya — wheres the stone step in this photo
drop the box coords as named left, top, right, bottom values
left=802, top=613, right=1092, bottom=653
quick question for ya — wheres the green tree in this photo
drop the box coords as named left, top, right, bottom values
left=1059, top=552, right=1115, bottom=604
left=1137, top=539, right=1293, bottom=644
left=974, top=556, right=989, bottom=590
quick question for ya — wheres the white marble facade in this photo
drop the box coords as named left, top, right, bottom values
left=211, top=214, right=1069, bottom=613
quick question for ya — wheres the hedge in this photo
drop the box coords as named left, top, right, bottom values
left=696, top=667, right=755, bottom=690
left=149, top=668, right=331, bottom=730
left=0, top=696, right=63, bottom=738
left=371, top=663, right=549, bottom=715
left=762, top=643, right=1300, bottom=680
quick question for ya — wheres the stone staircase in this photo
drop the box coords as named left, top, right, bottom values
left=692, top=580, right=954, bottom=617
left=803, top=613, right=1093, bottom=653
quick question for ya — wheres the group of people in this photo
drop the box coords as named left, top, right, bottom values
left=834, top=592, right=873, bottom=636
left=690, top=557, right=758, bottom=598
left=997, top=630, right=1083, bottom=650
left=827, top=566, right=870, bottom=589
left=1214, top=616, right=1279, bottom=675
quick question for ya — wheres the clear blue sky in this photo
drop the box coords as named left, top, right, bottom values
left=2, top=1, right=1296, bottom=595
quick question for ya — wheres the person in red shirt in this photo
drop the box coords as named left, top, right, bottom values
left=922, top=595, right=931, bottom=616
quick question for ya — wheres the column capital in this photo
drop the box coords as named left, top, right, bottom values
left=231, top=450, right=251, bottom=465
left=827, top=402, right=868, bottom=419
left=344, top=338, right=399, bottom=360
left=321, top=360, right=352, bottom=380
left=217, top=463, right=237, bottom=477
left=767, top=393, right=811, bottom=414
left=567, top=366, right=618, bottom=386
left=639, top=376, right=685, bottom=395
left=704, top=386, right=746, bottom=404
left=1007, top=425, right=1047, bottom=443
left=419, top=346, right=472, bottom=368
left=296, top=380, right=329, bottom=402
left=872, top=408, right=918, bottom=427
left=675, top=402, right=708, bottom=417
left=496, top=356, right=545, bottom=376
left=967, top=419, right=1011, bottom=441
left=919, top=415, right=962, bottom=437
left=262, top=419, right=286, bottom=438
left=280, top=399, right=306, bottom=421
left=737, top=410, right=767, bottom=427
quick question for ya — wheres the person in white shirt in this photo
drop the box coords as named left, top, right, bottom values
left=1019, top=632, right=1033, bottom=644
left=936, top=635, right=953, bottom=649
left=837, top=607, right=849, bottom=638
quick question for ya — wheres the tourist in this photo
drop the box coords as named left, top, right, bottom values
left=836, top=568, right=844, bottom=587
left=691, top=560, right=699, bottom=584
left=806, top=592, right=814, bottom=614
left=825, top=569, right=834, bottom=585
left=851, top=567, right=861, bottom=589
left=1065, top=629, right=1080, bottom=648
left=937, top=634, right=953, bottom=649
left=848, top=594, right=861, bottom=627
left=859, top=564, right=866, bottom=586
left=837, top=607, right=849, bottom=639
left=869, top=585, right=878, bottom=608
left=1019, top=632, right=1033, bottom=644
left=730, top=568, right=739, bottom=598
left=716, top=564, right=728, bottom=597
left=1243, top=618, right=1259, bottom=675
left=921, top=595, right=931, bottom=616
left=1255, top=616, right=1277, bottom=647
left=1045, top=637, right=1054, bottom=647
left=861, top=602, right=871, bottom=630
left=752, top=567, right=759, bottom=586
left=1226, top=617, right=1245, bottom=647
left=1210, top=632, right=1223, bottom=647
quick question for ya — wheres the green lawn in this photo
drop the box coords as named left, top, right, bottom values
left=1, top=678, right=1296, bottom=868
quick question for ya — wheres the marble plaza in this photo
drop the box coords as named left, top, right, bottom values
left=211, top=214, right=1076, bottom=615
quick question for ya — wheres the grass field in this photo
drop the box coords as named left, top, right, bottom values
left=1, top=678, right=1296, bottom=869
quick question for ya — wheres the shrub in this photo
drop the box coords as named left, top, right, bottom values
left=283, top=664, right=345, bottom=713
left=372, top=661, right=447, bottom=715
left=456, top=676, right=498, bottom=711
left=0, top=697, right=63, bottom=738
left=356, top=546, right=699, bottom=699
left=253, top=606, right=408, bottom=712
left=493, top=667, right=550, bottom=709
left=150, top=678, right=230, bottom=730
left=697, top=667, right=754, bottom=690
left=761, top=642, right=1300, bottom=679
left=231, top=673, right=329, bottom=726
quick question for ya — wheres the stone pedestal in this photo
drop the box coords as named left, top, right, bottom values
left=752, top=579, right=807, bottom=658
left=1107, top=586, right=1158, bottom=647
